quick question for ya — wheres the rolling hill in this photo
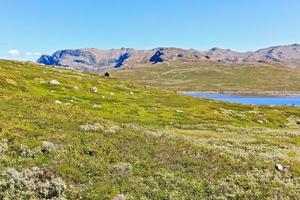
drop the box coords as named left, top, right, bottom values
left=113, top=61, right=300, bottom=93
left=0, top=59, right=300, bottom=199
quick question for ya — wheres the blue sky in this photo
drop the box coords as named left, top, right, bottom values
left=1, top=0, right=300, bottom=60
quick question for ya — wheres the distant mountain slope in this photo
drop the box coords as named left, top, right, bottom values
left=38, top=48, right=154, bottom=72
left=113, top=61, right=300, bottom=93
left=37, top=44, right=300, bottom=72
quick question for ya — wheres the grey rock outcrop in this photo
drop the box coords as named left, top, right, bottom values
left=150, top=49, right=165, bottom=63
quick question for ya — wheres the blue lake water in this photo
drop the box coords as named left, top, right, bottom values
left=184, top=93, right=300, bottom=106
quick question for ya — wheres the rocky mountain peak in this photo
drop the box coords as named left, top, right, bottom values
left=37, top=44, right=300, bottom=72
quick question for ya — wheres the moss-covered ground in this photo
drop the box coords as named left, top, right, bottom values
left=0, top=60, right=299, bottom=199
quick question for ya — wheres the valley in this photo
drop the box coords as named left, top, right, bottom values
left=2, top=1, right=300, bottom=199
left=113, top=61, right=300, bottom=93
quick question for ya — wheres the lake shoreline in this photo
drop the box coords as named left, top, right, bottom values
left=181, top=92, right=300, bottom=106
left=178, top=91, right=300, bottom=97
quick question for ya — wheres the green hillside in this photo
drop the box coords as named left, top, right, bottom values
left=0, top=59, right=300, bottom=199
left=113, top=61, right=300, bottom=93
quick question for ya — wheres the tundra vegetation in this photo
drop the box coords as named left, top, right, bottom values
left=0, top=59, right=299, bottom=199
left=113, top=61, right=300, bottom=93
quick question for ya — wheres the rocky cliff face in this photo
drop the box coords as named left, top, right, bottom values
left=37, top=44, right=300, bottom=72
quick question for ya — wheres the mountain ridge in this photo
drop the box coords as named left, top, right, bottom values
left=37, top=44, right=300, bottom=72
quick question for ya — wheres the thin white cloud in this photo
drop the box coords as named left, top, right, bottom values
left=8, top=49, right=21, bottom=56
left=7, top=50, right=42, bottom=57
left=25, top=51, right=42, bottom=56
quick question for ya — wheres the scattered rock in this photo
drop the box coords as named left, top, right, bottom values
left=110, top=92, right=115, bottom=96
left=144, top=85, right=149, bottom=88
left=74, top=86, right=79, bottom=90
left=49, top=80, right=60, bottom=85
left=129, top=91, right=134, bottom=95
left=93, top=104, right=102, bottom=109
left=111, top=162, right=132, bottom=176
left=41, top=141, right=56, bottom=154
left=275, top=163, right=284, bottom=171
left=257, top=120, right=264, bottom=124
left=104, top=126, right=120, bottom=134
left=176, top=110, right=184, bottom=113
left=113, top=194, right=126, bottom=200
left=297, top=120, right=300, bottom=125
left=149, top=106, right=158, bottom=110
left=90, top=87, right=98, bottom=93
left=80, top=123, right=104, bottom=132
left=55, top=100, right=62, bottom=105
left=80, top=123, right=120, bottom=134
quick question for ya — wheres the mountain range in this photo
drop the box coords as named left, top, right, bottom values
left=37, top=44, right=300, bottom=72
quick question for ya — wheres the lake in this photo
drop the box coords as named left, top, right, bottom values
left=184, top=93, right=300, bottom=106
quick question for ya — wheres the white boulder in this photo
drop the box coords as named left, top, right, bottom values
left=275, top=163, right=284, bottom=171
left=55, top=100, right=62, bottom=105
left=49, top=80, right=60, bottom=85
left=90, top=87, right=98, bottom=93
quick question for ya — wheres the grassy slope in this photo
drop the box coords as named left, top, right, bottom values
left=0, top=59, right=300, bottom=199
left=113, top=61, right=300, bottom=92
